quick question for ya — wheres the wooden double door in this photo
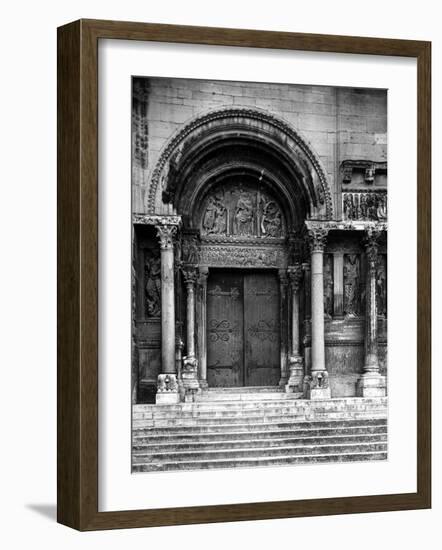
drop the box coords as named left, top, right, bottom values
left=207, top=270, right=281, bottom=387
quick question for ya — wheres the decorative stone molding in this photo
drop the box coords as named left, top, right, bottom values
left=133, top=214, right=181, bottom=226
left=147, top=107, right=333, bottom=218
left=201, top=245, right=286, bottom=268
left=341, top=160, right=387, bottom=185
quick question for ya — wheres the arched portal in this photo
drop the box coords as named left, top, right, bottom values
left=143, top=108, right=334, bottom=391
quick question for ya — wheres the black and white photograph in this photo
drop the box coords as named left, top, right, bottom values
left=131, top=76, right=388, bottom=473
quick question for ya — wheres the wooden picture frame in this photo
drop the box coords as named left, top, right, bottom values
left=57, top=19, right=431, bottom=531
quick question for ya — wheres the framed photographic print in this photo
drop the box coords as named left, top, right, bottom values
left=57, top=19, right=431, bottom=530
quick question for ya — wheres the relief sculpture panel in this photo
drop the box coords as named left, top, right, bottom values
left=343, top=191, right=387, bottom=222
left=200, top=182, right=285, bottom=239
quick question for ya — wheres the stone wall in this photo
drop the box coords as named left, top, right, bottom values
left=132, top=77, right=387, bottom=215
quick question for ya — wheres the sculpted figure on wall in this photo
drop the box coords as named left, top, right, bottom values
left=344, top=253, right=361, bottom=317
left=323, top=254, right=333, bottom=317
left=202, top=191, right=227, bottom=235
left=376, top=254, right=387, bottom=316
left=260, top=199, right=282, bottom=237
left=234, top=190, right=255, bottom=236
left=144, top=250, right=161, bottom=317
left=182, top=234, right=200, bottom=265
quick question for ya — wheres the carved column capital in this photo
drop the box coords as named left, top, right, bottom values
left=156, top=224, right=178, bottom=250
left=287, top=264, right=303, bottom=293
left=181, top=265, right=198, bottom=286
left=278, top=268, right=289, bottom=286
left=363, top=225, right=383, bottom=265
left=306, top=226, right=329, bottom=253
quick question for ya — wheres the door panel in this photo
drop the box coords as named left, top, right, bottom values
left=207, top=272, right=244, bottom=387
left=206, top=270, right=280, bottom=387
left=244, top=272, right=281, bottom=386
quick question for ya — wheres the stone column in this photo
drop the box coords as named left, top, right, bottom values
left=357, top=228, right=386, bottom=397
left=155, top=222, right=180, bottom=404
left=305, top=226, right=331, bottom=399
left=197, top=267, right=209, bottom=389
left=333, top=252, right=344, bottom=318
left=278, top=269, right=289, bottom=386
left=181, top=265, right=200, bottom=400
left=285, top=264, right=304, bottom=393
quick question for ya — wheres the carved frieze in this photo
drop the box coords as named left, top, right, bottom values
left=343, top=191, right=387, bottom=222
left=201, top=245, right=286, bottom=268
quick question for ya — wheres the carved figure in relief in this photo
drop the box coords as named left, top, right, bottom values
left=260, top=199, right=282, bottom=237
left=376, top=255, right=387, bottom=316
left=144, top=251, right=161, bottom=317
left=323, top=255, right=333, bottom=317
left=202, top=192, right=227, bottom=235
left=234, top=190, right=254, bottom=235
left=343, top=193, right=355, bottom=220
left=360, top=194, right=368, bottom=219
left=377, top=194, right=387, bottom=220
left=344, top=254, right=360, bottom=317
left=182, top=235, right=199, bottom=264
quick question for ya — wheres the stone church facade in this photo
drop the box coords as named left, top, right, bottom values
left=131, top=77, right=388, bottom=407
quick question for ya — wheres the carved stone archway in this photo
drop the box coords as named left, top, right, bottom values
left=147, top=107, right=333, bottom=222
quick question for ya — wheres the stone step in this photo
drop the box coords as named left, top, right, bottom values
left=132, top=441, right=387, bottom=463
left=133, top=417, right=387, bottom=432
left=133, top=433, right=387, bottom=452
left=133, top=401, right=387, bottom=420
left=133, top=424, right=387, bottom=442
left=133, top=397, right=387, bottom=415
left=132, top=450, right=388, bottom=472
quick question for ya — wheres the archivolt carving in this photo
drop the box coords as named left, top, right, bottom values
left=147, top=108, right=332, bottom=218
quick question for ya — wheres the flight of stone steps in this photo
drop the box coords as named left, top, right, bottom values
left=132, top=389, right=387, bottom=472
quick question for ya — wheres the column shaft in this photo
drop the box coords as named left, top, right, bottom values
left=311, top=249, right=326, bottom=372
left=186, top=282, right=195, bottom=358
left=278, top=270, right=289, bottom=386
left=197, top=268, right=208, bottom=386
left=357, top=227, right=386, bottom=397
left=160, top=244, right=176, bottom=374
left=305, top=226, right=331, bottom=399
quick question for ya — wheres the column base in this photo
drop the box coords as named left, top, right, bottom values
left=357, top=372, right=386, bottom=397
left=156, top=374, right=180, bottom=404
left=304, top=371, right=331, bottom=400
left=198, top=379, right=209, bottom=390
left=181, top=355, right=200, bottom=402
left=285, top=356, right=304, bottom=393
